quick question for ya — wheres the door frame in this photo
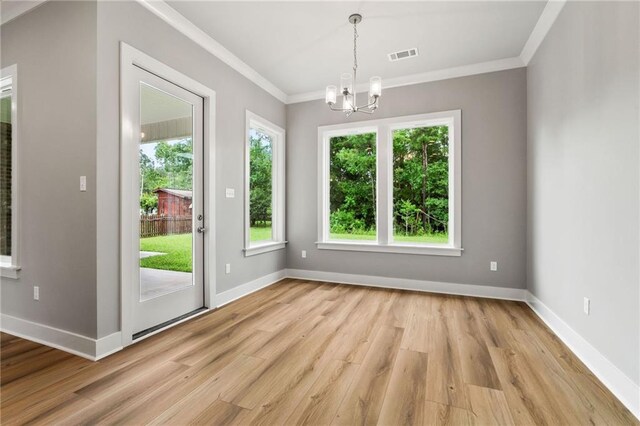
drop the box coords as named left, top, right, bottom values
left=120, top=42, right=216, bottom=347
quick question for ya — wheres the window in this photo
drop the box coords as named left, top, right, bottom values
left=1, top=65, right=19, bottom=277
left=329, top=130, right=377, bottom=241
left=244, top=111, right=286, bottom=256
left=318, top=110, right=461, bottom=256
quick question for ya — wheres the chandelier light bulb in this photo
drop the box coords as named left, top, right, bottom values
left=343, top=93, right=353, bottom=111
left=325, top=85, right=337, bottom=104
left=369, top=76, right=382, bottom=98
left=340, top=73, right=353, bottom=95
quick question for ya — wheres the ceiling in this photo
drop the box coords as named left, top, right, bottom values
left=2, top=0, right=555, bottom=103
left=0, top=0, right=47, bottom=25
left=140, top=83, right=192, bottom=125
left=167, top=1, right=547, bottom=97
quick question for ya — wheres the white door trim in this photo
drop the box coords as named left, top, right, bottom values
left=120, top=42, right=217, bottom=347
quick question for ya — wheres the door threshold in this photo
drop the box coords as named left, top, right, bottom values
left=133, top=307, right=208, bottom=341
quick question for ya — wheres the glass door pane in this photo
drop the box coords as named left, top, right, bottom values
left=138, top=82, right=195, bottom=301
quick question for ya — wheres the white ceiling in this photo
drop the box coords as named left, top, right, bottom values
left=166, top=1, right=547, bottom=97
left=0, top=0, right=46, bottom=25
left=2, top=0, right=557, bottom=103
left=140, top=83, right=192, bottom=125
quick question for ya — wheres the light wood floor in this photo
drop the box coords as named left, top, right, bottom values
left=1, top=279, right=637, bottom=425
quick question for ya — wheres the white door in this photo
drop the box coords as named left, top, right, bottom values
left=131, top=67, right=205, bottom=336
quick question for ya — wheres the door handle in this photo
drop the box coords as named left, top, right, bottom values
left=197, top=226, right=206, bottom=234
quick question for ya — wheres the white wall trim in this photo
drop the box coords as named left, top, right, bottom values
left=286, top=269, right=526, bottom=301
left=519, top=0, right=567, bottom=65
left=287, top=57, right=525, bottom=104
left=95, top=332, right=124, bottom=360
left=1, top=64, right=21, bottom=277
left=316, top=110, right=462, bottom=254
left=135, top=0, right=287, bottom=104
left=525, top=292, right=640, bottom=420
left=0, top=314, right=122, bottom=361
left=244, top=110, right=286, bottom=255
left=215, top=270, right=287, bottom=308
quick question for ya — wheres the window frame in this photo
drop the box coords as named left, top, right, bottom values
left=244, top=110, right=286, bottom=256
left=0, top=64, right=20, bottom=278
left=317, top=110, right=462, bottom=257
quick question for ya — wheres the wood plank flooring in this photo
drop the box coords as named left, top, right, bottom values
left=1, top=279, right=637, bottom=425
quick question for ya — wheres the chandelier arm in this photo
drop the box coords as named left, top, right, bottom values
left=354, top=107, right=375, bottom=115
left=351, top=96, right=379, bottom=112
left=328, top=104, right=353, bottom=112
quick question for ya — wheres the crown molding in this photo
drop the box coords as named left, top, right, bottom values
left=520, top=0, right=567, bottom=65
left=286, top=56, right=525, bottom=104
left=135, top=0, right=288, bottom=104
left=0, top=0, right=47, bottom=25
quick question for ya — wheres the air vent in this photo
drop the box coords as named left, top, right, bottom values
left=388, top=48, right=419, bottom=62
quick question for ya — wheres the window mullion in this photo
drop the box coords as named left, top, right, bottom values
left=377, top=125, right=390, bottom=246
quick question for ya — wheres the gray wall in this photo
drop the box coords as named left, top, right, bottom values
left=0, top=1, right=98, bottom=337
left=286, top=69, right=528, bottom=289
left=527, top=1, right=639, bottom=385
left=96, top=2, right=287, bottom=337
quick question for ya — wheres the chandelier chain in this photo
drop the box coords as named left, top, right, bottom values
left=353, top=21, right=358, bottom=72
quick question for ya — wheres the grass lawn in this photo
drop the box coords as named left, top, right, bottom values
left=250, top=225, right=273, bottom=242
left=140, top=234, right=193, bottom=272
left=140, top=229, right=448, bottom=274
left=330, top=232, right=448, bottom=244
left=141, top=228, right=273, bottom=272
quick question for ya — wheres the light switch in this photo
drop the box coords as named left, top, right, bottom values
left=80, top=176, right=87, bottom=192
left=225, top=188, right=235, bottom=198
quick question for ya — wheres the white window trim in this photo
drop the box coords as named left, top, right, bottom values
left=317, top=110, right=462, bottom=257
left=1, top=64, right=20, bottom=278
left=244, top=110, right=286, bottom=257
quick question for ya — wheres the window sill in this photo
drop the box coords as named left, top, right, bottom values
left=244, top=241, right=287, bottom=257
left=316, top=241, right=463, bottom=257
left=1, top=265, right=21, bottom=279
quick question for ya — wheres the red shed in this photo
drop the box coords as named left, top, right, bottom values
left=153, top=188, right=192, bottom=217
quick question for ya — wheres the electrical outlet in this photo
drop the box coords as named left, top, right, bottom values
left=301, top=250, right=307, bottom=259
left=584, top=297, right=590, bottom=315
left=80, top=176, right=87, bottom=192
left=33, top=286, right=39, bottom=301
left=225, top=263, right=231, bottom=274
left=225, top=188, right=235, bottom=198
left=490, top=261, right=498, bottom=271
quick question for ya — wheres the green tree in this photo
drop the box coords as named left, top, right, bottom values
left=393, top=126, right=449, bottom=234
left=139, top=138, right=193, bottom=214
left=249, top=131, right=273, bottom=226
left=329, top=133, right=377, bottom=234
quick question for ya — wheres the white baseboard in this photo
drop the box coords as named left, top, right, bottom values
left=95, top=331, right=123, bottom=360
left=0, top=313, right=121, bottom=361
left=215, top=269, right=287, bottom=308
left=526, top=292, right=640, bottom=420
left=285, top=268, right=527, bottom=301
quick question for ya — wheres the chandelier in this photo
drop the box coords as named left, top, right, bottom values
left=325, top=14, right=381, bottom=116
